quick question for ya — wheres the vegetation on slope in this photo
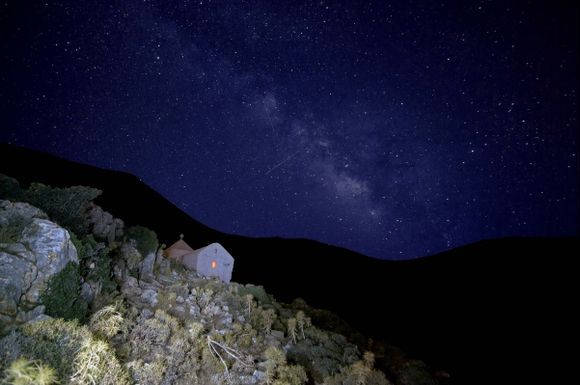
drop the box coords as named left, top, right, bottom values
left=0, top=174, right=436, bottom=385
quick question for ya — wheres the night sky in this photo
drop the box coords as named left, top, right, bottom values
left=0, top=0, right=578, bottom=259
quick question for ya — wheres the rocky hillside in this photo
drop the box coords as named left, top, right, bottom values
left=1, top=144, right=577, bottom=384
left=0, top=176, right=438, bottom=384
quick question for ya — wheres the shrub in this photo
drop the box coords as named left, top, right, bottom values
left=88, top=304, right=126, bottom=340
left=40, top=262, right=88, bottom=322
left=168, top=258, right=186, bottom=274
left=126, top=358, right=166, bottom=385
left=396, top=360, right=435, bottom=385
left=263, top=347, right=308, bottom=385
left=323, top=351, right=391, bottom=385
left=30, top=319, right=130, bottom=385
left=88, top=245, right=116, bottom=294
left=237, top=284, right=275, bottom=306
left=277, top=364, right=308, bottom=385
left=287, top=318, right=297, bottom=344
left=126, top=225, right=158, bottom=256
left=71, top=339, right=118, bottom=385
left=0, top=318, right=131, bottom=385
left=0, top=174, right=24, bottom=201
left=125, top=310, right=205, bottom=384
left=23, top=183, right=101, bottom=236
left=287, top=327, right=359, bottom=383
left=70, top=233, right=86, bottom=259
left=2, top=357, right=58, bottom=385
left=72, top=234, right=116, bottom=295
left=256, top=308, right=277, bottom=334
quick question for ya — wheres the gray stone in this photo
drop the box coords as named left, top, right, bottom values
left=157, top=257, right=171, bottom=277
left=15, top=305, right=44, bottom=323
left=219, top=313, right=233, bottom=327
left=140, top=308, right=154, bottom=319
left=139, top=252, right=156, bottom=280
left=141, top=289, right=158, bottom=307
left=113, top=259, right=127, bottom=283
left=270, top=330, right=285, bottom=340
left=81, top=282, right=94, bottom=303
left=121, top=276, right=142, bottom=298
left=87, top=204, right=124, bottom=243
left=189, top=306, right=199, bottom=317
left=0, top=201, right=78, bottom=333
left=121, top=242, right=142, bottom=272
left=252, top=370, right=266, bottom=382
left=29, top=313, right=52, bottom=323
left=173, top=305, right=185, bottom=314
left=238, top=374, right=259, bottom=385
left=172, top=284, right=189, bottom=299
left=0, top=200, right=47, bottom=227
left=20, top=219, right=78, bottom=303
left=113, top=218, right=124, bottom=240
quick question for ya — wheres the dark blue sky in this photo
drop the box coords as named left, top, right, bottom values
left=1, top=0, right=578, bottom=259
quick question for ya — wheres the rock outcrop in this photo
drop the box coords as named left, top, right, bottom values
left=0, top=200, right=78, bottom=333
left=87, top=203, right=124, bottom=243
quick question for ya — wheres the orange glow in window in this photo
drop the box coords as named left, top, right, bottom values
left=211, top=260, right=217, bottom=269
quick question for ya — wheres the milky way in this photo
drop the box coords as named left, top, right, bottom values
left=0, top=0, right=577, bottom=258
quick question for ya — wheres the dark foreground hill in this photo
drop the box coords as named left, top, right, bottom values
left=1, top=142, right=577, bottom=384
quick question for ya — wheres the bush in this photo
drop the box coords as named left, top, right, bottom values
left=85, top=244, right=117, bottom=294
left=40, top=262, right=88, bottom=322
left=72, top=234, right=116, bottom=296
left=70, top=232, right=85, bottom=259
left=0, top=174, right=24, bottom=201
left=88, top=304, right=126, bottom=340
left=396, top=361, right=436, bottom=385
left=126, top=225, right=158, bottom=256
left=287, top=327, right=358, bottom=383
left=23, top=183, right=101, bottom=236
left=88, top=245, right=116, bottom=294
left=126, top=358, right=166, bottom=385
left=263, top=346, right=308, bottom=385
left=237, top=284, right=275, bottom=306
left=2, top=357, right=58, bottom=385
left=323, top=351, right=391, bottom=385
left=0, top=318, right=132, bottom=385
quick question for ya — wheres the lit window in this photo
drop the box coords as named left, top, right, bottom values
left=211, top=260, right=217, bottom=269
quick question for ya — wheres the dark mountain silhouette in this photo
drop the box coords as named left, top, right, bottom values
left=1, top=142, right=577, bottom=384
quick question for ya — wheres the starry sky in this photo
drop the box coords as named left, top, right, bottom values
left=0, top=0, right=578, bottom=259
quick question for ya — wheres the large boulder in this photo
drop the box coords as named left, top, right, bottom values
left=87, top=203, right=124, bottom=243
left=0, top=200, right=78, bottom=334
left=139, top=251, right=156, bottom=281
